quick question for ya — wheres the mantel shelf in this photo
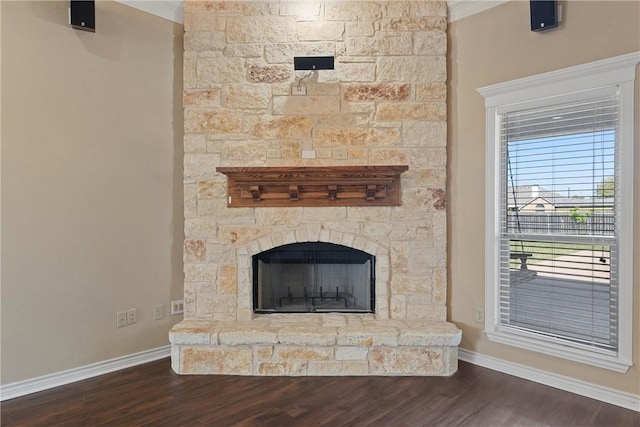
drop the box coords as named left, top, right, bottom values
left=216, top=165, right=409, bottom=207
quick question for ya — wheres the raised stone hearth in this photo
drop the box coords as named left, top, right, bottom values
left=171, top=316, right=461, bottom=375
left=173, top=0, right=459, bottom=377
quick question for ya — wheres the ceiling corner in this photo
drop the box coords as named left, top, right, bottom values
left=447, top=0, right=508, bottom=22
left=115, top=0, right=184, bottom=24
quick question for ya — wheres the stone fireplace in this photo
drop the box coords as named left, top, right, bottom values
left=170, top=0, right=461, bottom=376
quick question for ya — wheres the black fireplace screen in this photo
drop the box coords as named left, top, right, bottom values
left=253, top=242, right=375, bottom=313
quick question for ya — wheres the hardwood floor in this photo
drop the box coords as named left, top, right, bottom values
left=2, top=359, right=638, bottom=426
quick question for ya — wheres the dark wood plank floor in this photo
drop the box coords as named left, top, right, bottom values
left=2, top=359, right=638, bottom=426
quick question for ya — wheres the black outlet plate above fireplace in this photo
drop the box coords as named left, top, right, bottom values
left=294, top=56, right=334, bottom=70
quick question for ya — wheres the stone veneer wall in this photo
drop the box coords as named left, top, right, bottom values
left=182, top=0, right=448, bottom=322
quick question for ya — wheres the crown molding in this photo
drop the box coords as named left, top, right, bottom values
left=114, top=0, right=183, bottom=24
left=447, top=0, right=508, bottom=22
left=114, top=1, right=505, bottom=26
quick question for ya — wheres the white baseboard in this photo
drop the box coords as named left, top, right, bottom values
left=459, top=348, right=640, bottom=412
left=1, top=345, right=171, bottom=401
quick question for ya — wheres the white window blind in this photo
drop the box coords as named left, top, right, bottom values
left=499, top=94, right=619, bottom=351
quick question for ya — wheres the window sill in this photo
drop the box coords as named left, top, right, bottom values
left=486, top=329, right=632, bottom=373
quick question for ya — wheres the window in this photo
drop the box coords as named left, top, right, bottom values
left=479, top=53, right=638, bottom=372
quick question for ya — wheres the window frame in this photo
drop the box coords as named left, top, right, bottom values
left=478, top=52, right=638, bottom=373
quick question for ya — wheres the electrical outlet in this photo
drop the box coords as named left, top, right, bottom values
left=127, top=308, right=137, bottom=325
left=116, top=311, right=127, bottom=328
left=154, top=304, right=164, bottom=320
left=171, top=300, right=185, bottom=315
left=475, top=308, right=485, bottom=323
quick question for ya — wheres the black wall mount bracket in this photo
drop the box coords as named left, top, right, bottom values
left=294, top=56, right=335, bottom=70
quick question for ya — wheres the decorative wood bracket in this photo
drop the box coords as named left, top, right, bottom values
left=216, top=165, right=408, bottom=207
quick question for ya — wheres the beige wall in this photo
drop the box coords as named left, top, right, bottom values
left=1, top=1, right=183, bottom=384
left=449, top=1, right=639, bottom=393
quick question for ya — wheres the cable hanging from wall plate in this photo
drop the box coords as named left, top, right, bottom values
left=296, top=70, right=315, bottom=91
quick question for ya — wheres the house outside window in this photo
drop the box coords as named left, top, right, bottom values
left=478, top=52, right=638, bottom=372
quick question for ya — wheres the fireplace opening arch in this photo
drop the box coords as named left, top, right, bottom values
left=253, top=242, right=375, bottom=314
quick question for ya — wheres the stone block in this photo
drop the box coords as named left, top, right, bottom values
left=410, top=1, right=448, bottom=17
left=347, top=33, right=413, bottom=56
left=184, top=1, right=243, bottom=14
left=184, top=218, right=218, bottom=238
left=397, top=322, right=462, bottom=346
left=257, top=361, right=307, bottom=376
left=368, top=347, right=444, bottom=375
left=345, top=22, right=374, bottom=37
left=325, top=2, right=382, bottom=22
left=301, top=206, right=346, bottom=222
left=280, top=2, right=321, bottom=18
left=185, top=134, right=207, bottom=154
left=255, top=345, right=274, bottom=360
left=274, top=346, right=333, bottom=361
left=226, top=16, right=297, bottom=43
left=181, top=346, right=252, bottom=375
left=184, top=109, right=243, bottom=133
left=219, top=327, right=278, bottom=345
left=184, top=183, right=197, bottom=218
left=380, top=16, right=447, bottom=31
left=197, top=57, right=245, bottom=84
left=197, top=199, right=254, bottom=223
left=218, top=264, right=237, bottom=294
left=222, top=84, right=272, bottom=109
left=336, top=327, right=398, bottom=346
left=406, top=304, right=447, bottom=321
left=197, top=179, right=227, bottom=198
left=335, top=346, right=369, bottom=360
left=316, top=62, right=375, bottom=83
left=390, top=276, right=431, bottom=295
left=343, top=83, right=410, bottom=101
left=184, top=153, right=221, bottom=180
left=432, top=268, right=446, bottom=304
left=255, top=208, right=302, bottom=226
left=197, top=293, right=236, bottom=315
left=184, top=264, right=217, bottom=282
left=390, top=295, right=406, bottom=319
left=375, top=103, right=446, bottom=122
left=369, top=149, right=408, bottom=164
left=223, top=140, right=266, bottom=162
left=183, top=88, right=221, bottom=107
left=299, top=21, right=345, bottom=41
left=416, top=82, right=447, bottom=102
left=248, top=115, right=313, bottom=139
left=169, top=321, right=217, bottom=345
left=184, top=31, right=226, bottom=52
left=242, top=2, right=279, bottom=16
left=277, top=326, right=337, bottom=346
left=183, top=13, right=226, bottom=32
left=272, top=96, right=340, bottom=115
left=223, top=44, right=263, bottom=58
left=307, top=360, right=369, bottom=376
left=247, top=64, right=292, bottom=83
left=184, top=240, right=206, bottom=263
left=413, top=30, right=447, bottom=55
left=218, top=226, right=271, bottom=246
left=313, top=128, right=400, bottom=148
left=402, top=121, right=446, bottom=147
left=377, top=56, right=446, bottom=83
left=264, top=42, right=335, bottom=64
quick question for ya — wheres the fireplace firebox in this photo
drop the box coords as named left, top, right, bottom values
left=253, top=242, right=375, bottom=313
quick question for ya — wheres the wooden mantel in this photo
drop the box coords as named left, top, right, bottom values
left=216, top=166, right=409, bottom=207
